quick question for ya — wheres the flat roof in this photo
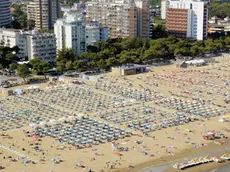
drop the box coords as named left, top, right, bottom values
left=114, top=64, right=147, bottom=70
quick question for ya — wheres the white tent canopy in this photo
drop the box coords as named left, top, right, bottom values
left=185, top=59, right=205, bottom=65
left=29, top=123, right=37, bottom=128
left=28, top=85, right=40, bottom=89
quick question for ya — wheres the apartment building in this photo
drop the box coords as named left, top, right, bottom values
left=27, top=2, right=36, bottom=21
left=0, top=29, right=56, bottom=61
left=161, top=0, right=169, bottom=19
left=86, top=22, right=108, bottom=45
left=0, top=29, right=18, bottom=47
left=135, top=0, right=151, bottom=38
left=54, top=10, right=86, bottom=55
left=34, top=0, right=61, bottom=30
left=166, top=0, right=209, bottom=40
left=86, top=0, right=138, bottom=38
left=86, top=0, right=150, bottom=39
left=27, top=31, right=56, bottom=61
left=0, top=0, right=11, bottom=27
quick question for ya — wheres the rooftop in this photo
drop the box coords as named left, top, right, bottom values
left=114, top=64, right=147, bottom=70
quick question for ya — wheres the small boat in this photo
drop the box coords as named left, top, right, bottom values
left=173, top=163, right=180, bottom=169
left=211, top=156, right=224, bottom=163
left=221, top=154, right=230, bottom=160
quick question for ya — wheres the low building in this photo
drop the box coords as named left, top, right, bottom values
left=0, top=29, right=56, bottom=61
left=111, top=64, right=147, bottom=76
left=209, top=16, right=230, bottom=25
left=26, top=31, right=56, bottom=62
left=86, top=22, right=108, bottom=46
left=208, top=24, right=230, bottom=34
left=208, top=17, right=230, bottom=34
left=0, top=29, right=19, bottom=47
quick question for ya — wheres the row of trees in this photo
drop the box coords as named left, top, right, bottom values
left=7, top=58, right=50, bottom=81
left=210, top=2, right=230, bottom=19
left=2, top=35, right=230, bottom=81
left=54, top=36, right=230, bottom=72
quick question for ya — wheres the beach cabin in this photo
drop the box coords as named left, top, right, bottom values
left=111, top=64, right=147, bottom=76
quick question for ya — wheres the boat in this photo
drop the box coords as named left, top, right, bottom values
left=173, top=163, right=180, bottom=169
left=211, top=156, right=224, bottom=163
left=221, top=154, right=230, bottom=160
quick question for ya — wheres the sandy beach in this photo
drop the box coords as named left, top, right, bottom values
left=0, top=56, right=230, bottom=172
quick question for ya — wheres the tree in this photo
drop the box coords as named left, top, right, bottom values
left=152, top=24, right=168, bottom=39
left=0, top=64, right=3, bottom=70
left=225, top=36, right=230, bottom=50
left=28, top=20, right=35, bottom=29
left=65, top=61, right=74, bottom=70
left=97, top=41, right=108, bottom=51
left=11, top=20, right=21, bottom=29
left=11, top=4, right=28, bottom=29
left=30, top=58, right=50, bottom=78
left=97, top=59, right=107, bottom=70
left=97, top=48, right=114, bottom=60
left=6, top=53, right=15, bottom=61
left=106, top=57, right=119, bottom=66
left=87, top=45, right=98, bottom=53
left=214, top=39, right=225, bottom=51
left=118, top=50, right=137, bottom=64
left=55, top=48, right=77, bottom=73
left=143, top=48, right=163, bottom=61
left=18, top=13, right=27, bottom=28
left=73, top=60, right=85, bottom=71
left=210, top=2, right=230, bottom=19
left=190, top=46, right=200, bottom=57
left=9, top=63, right=18, bottom=71
left=204, top=39, right=217, bottom=54
left=16, top=64, right=30, bottom=81
left=88, top=61, right=97, bottom=70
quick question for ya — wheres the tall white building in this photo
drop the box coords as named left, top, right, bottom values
left=86, top=22, right=108, bottom=45
left=0, top=0, right=11, bottom=27
left=54, top=10, right=86, bottom=55
left=166, top=0, right=209, bottom=40
left=0, top=29, right=56, bottom=61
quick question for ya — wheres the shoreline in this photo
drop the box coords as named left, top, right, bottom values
left=114, top=140, right=230, bottom=172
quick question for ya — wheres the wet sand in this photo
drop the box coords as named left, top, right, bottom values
left=131, top=140, right=230, bottom=172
